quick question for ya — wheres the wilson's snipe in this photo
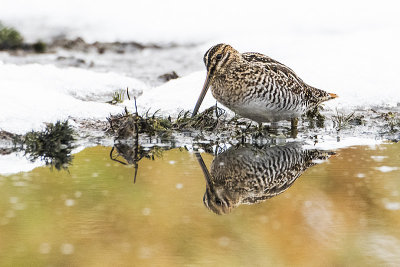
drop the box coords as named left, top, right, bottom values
left=192, top=44, right=338, bottom=127
left=196, top=144, right=333, bottom=215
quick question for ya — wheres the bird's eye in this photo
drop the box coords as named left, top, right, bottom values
left=215, top=199, right=222, bottom=206
left=216, top=54, right=222, bottom=60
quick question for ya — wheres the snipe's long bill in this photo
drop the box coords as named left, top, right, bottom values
left=192, top=43, right=338, bottom=124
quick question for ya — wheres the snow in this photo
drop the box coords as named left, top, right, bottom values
left=0, top=152, right=44, bottom=175
left=1, top=0, right=399, bottom=44
left=131, top=71, right=224, bottom=115
left=0, top=0, right=400, bottom=174
left=0, top=61, right=146, bottom=134
left=303, top=136, right=382, bottom=151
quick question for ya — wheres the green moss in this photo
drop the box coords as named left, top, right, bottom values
left=0, top=23, right=23, bottom=50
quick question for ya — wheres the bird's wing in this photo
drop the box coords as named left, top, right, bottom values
left=242, top=52, right=283, bottom=63
left=242, top=52, right=296, bottom=74
left=242, top=52, right=334, bottom=101
left=242, top=52, right=306, bottom=94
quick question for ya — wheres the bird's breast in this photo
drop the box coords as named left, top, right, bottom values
left=211, top=78, right=305, bottom=122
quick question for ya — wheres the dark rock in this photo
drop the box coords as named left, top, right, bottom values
left=0, top=130, right=17, bottom=141
left=56, top=56, right=87, bottom=66
left=158, top=71, right=179, bottom=82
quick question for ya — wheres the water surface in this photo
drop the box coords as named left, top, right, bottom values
left=1, top=143, right=400, bottom=266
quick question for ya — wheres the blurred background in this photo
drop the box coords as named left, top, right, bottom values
left=2, top=0, right=400, bottom=109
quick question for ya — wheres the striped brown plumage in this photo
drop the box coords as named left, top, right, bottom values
left=192, top=44, right=338, bottom=124
left=196, top=144, right=333, bottom=215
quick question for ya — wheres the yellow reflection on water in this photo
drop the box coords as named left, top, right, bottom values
left=0, top=144, right=400, bottom=266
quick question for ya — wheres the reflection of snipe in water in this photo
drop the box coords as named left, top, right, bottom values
left=196, top=143, right=333, bottom=215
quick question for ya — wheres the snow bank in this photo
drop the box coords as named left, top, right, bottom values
left=0, top=62, right=146, bottom=134
left=131, top=71, right=225, bottom=115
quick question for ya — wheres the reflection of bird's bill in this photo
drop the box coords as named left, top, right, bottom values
left=195, top=152, right=213, bottom=189
left=195, top=152, right=233, bottom=215
left=192, top=72, right=212, bottom=117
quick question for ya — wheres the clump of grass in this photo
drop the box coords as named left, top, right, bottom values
left=107, top=89, right=126, bottom=105
left=332, top=109, right=355, bottom=132
left=107, top=103, right=229, bottom=140
left=18, top=121, right=75, bottom=170
left=0, top=23, right=24, bottom=50
left=108, top=108, right=173, bottom=139
left=379, top=111, right=400, bottom=132
left=172, top=105, right=226, bottom=131
left=305, top=106, right=325, bottom=128
left=32, top=40, right=47, bottom=53
left=107, top=90, right=306, bottom=143
left=107, top=87, right=230, bottom=139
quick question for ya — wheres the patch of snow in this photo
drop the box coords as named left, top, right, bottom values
left=303, top=136, right=381, bottom=150
left=0, top=62, right=146, bottom=134
left=0, top=152, right=44, bottom=175
left=131, top=71, right=229, bottom=116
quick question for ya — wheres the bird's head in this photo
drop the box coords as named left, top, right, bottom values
left=192, top=43, right=239, bottom=117
left=203, top=185, right=236, bottom=215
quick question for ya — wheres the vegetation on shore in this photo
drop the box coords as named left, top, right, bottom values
left=0, top=23, right=24, bottom=50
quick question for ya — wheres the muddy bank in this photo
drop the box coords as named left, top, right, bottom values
left=1, top=33, right=196, bottom=55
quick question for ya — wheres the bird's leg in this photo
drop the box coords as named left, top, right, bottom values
left=268, top=122, right=278, bottom=136
left=290, top=118, right=298, bottom=138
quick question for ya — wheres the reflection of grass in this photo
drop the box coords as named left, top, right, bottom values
left=19, top=120, right=75, bottom=170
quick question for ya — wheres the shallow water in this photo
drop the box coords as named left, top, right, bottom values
left=1, top=143, right=400, bottom=266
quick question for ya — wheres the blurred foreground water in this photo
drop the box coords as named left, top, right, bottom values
left=1, top=143, right=400, bottom=266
